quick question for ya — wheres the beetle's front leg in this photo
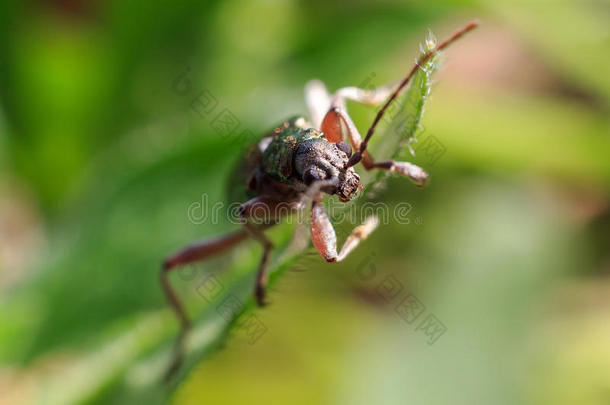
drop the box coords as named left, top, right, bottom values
left=239, top=196, right=305, bottom=305
left=305, top=79, right=397, bottom=129
left=320, top=107, right=429, bottom=186
left=329, top=81, right=398, bottom=110
left=368, top=159, right=429, bottom=186
left=305, top=80, right=331, bottom=130
left=310, top=195, right=379, bottom=262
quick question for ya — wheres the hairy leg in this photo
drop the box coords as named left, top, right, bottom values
left=306, top=79, right=397, bottom=129
left=161, top=230, right=251, bottom=379
left=329, top=81, right=398, bottom=110
left=161, top=195, right=303, bottom=378
left=320, top=106, right=429, bottom=186
left=310, top=195, right=379, bottom=263
left=238, top=196, right=305, bottom=305
left=305, top=79, right=331, bottom=130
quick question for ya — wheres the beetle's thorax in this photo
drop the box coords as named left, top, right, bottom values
left=259, top=117, right=360, bottom=201
left=260, top=119, right=321, bottom=183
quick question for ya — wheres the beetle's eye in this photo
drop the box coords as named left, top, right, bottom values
left=336, top=141, right=352, bottom=158
left=303, top=169, right=322, bottom=186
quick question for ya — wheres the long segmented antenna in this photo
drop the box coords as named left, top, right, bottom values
left=346, top=20, right=479, bottom=168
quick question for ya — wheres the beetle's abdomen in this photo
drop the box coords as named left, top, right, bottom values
left=261, top=119, right=323, bottom=184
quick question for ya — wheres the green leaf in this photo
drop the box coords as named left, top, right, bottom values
left=358, top=32, right=440, bottom=191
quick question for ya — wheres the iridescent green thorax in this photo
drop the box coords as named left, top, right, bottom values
left=261, top=117, right=323, bottom=184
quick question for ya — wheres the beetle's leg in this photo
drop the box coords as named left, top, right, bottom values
left=241, top=221, right=273, bottom=306
left=310, top=194, right=379, bottom=262
left=307, top=78, right=397, bottom=130
left=161, top=230, right=252, bottom=379
left=329, top=81, right=398, bottom=110
left=366, top=159, right=428, bottom=187
left=305, top=79, right=331, bottom=129
left=239, top=196, right=305, bottom=305
left=320, top=107, right=429, bottom=186
left=162, top=231, right=251, bottom=328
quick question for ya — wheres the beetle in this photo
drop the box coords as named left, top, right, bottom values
left=160, top=21, right=477, bottom=375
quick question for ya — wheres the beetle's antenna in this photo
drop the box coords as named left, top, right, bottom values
left=346, top=20, right=479, bottom=168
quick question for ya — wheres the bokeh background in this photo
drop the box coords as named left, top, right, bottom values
left=1, top=0, right=609, bottom=404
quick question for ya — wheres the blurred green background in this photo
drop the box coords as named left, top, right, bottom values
left=1, top=0, right=609, bottom=404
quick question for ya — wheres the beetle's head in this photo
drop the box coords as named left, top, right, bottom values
left=295, top=138, right=361, bottom=202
